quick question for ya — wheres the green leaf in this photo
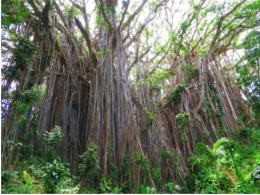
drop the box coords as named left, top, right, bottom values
left=195, top=142, right=207, bottom=153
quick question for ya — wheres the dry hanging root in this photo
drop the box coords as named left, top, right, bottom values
left=1, top=0, right=256, bottom=188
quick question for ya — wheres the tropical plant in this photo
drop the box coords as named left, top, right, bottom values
left=100, top=176, right=112, bottom=194
left=1, top=182, right=43, bottom=194
left=111, top=187, right=120, bottom=194
left=22, top=170, right=36, bottom=185
left=195, top=138, right=235, bottom=192
left=135, top=152, right=154, bottom=185
left=77, top=141, right=100, bottom=194
left=152, top=168, right=160, bottom=189
left=133, top=185, right=155, bottom=194
left=163, top=182, right=181, bottom=194
left=43, top=126, right=63, bottom=161
left=140, top=185, right=155, bottom=194
left=120, top=153, right=131, bottom=193
left=41, top=158, right=70, bottom=194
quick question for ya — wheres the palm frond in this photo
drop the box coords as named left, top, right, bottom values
left=215, top=145, right=226, bottom=158
left=213, top=137, right=232, bottom=151
left=195, top=143, right=207, bottom=153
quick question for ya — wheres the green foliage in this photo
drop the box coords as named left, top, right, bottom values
left=59, top=177, right=80, bottom=194
left=7, top=140, right=23, bottom=149
left=135, top=152, right=154, bottom=186
left=176, top=112, right=190, bottom=129
left=190, top=132, right=260, bottom=193
left=43, top=126, right=63, bottom=161
left=176, top=112, right=190, bottom=141
left=135, top=152, right=147, bottom=170
left=142, top=108, right=158, bottom=127
left=100, top=176, right=112, bottom=194
left=145, top=68, right=174, bottom=91
left=120, top=152, right=131, bottom=193
left=43, top=126, right=63, bottom=144
left=162, top=182, right=181, bottom=194
left=238, top=127, right=251, bottom=140
left=17, top=156, right=45, bottom=177
left=235, top=30, right=260, bottom=127
left=12, top=156, right=79, bottom=194
left=111, top=187, right=120, bottom=194
left=20, top=144, right=33, bottom=160
left=78, top=141, right=100, bottom=177
left=166, top=82, right=187, bottom=103
left=6, top=140, right=23, bottom=165
left=160, top=149, right=175, bottom=168
left=141, top=185, right=155, bottom=194
left=152, top=168, right=160, bottom=189
left=1, top=182, right=43, bottom=194
left=41, top=158, right=70, bottom=194
left=10, top=86, right=45, bottom=123
left=194, top=138, right=237, bottom=192
left=2, top=37, right=37, bottom=82
left=161, top=150, right=175, bottom=160
left=133, top=185, right=155, bottom=194
left=232, top=181, right=258, bottom=194
left=108, top=162, right=118, bottom=187
left=21, top=86, right=45, bottom=103
left=180, top=64, right=199, bottom=83
left=22, top=170, right=36, bottom=185
left=2, top=0, right=29, bottom=30
left=248, top=166, right=260, bottom=184
left=143, top=108, right=158, bottom=121
left=105, top=5, right=116, bottom=15
left=1, top=170, right=18, bottom=185
left=94, top=3, right=110, bottom=32
left=2, top=1, right=260, bottom=194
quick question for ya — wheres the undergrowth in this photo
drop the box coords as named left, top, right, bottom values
left=188, top=127, right=260, bottom=194
left=2, top=126, right=260, bottom=194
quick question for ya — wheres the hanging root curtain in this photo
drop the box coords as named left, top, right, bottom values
left=1, top=0, right=258, bottom=189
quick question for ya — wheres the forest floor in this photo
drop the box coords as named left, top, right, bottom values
left=1, top=127, right=260, bottom=194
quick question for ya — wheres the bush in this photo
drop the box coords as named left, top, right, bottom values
left=41, top=158, right=70, bottom=193
left=1, top=170, right=18, bottom=185
left=1, top=182, right=43, bottom=194
left=43, top=126, right=63, bottom=161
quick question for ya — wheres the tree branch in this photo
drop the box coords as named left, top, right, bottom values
left=117, top=0, right=129, bottom=31
left=176, top=0, right=206, bottom=56
left=75, top=17, right=98, bottom=67
left=210, top=0, right=247, bottom=49
left=98, top=0, right=113, bottom=33
left=27, top=0, right=42, bottom=17
left=121, top=0, right=148, bottom=31
left=54, top=1, right=69, bottom=29
left=69, top=0, right=84, bottom=12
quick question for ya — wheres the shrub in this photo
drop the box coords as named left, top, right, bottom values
left=1, top=170, right=18, bottom=185
left=78, top=141, right=100, bottom=194
left=43, top=126, right=63, bottom=161
left=41, top=158, right=70, bottom=194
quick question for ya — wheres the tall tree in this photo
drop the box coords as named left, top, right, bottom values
left=1, top=0, right=260, bottom=189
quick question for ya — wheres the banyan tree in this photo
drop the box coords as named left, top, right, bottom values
left=1, top=0, right=260, bottom=190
